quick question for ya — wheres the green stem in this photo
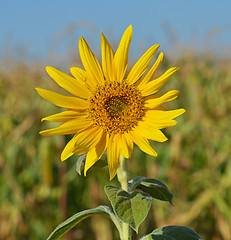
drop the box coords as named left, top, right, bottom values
left=109, top=211, right=123, bottom=236
left=117, top=155, right=131, bottom=240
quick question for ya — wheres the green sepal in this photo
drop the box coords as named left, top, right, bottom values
left=141, top=225, right=203, bottom=240
left=105, top=186, right=152, bottom=232
left=47, top=205, right=121, bottom=240
left=76, top=153, right=107, bottom=175
left=129, top=177, right=173, bottom=205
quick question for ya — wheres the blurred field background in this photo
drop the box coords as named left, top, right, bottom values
left=1, top=22, right=231, bottom=240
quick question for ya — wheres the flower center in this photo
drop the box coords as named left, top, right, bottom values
left=88, top=82, right=145, bottom=134
left=106, top=96, right=128, bottom=117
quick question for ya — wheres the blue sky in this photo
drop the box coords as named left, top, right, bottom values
left=1, top=0, right=231, bottom=62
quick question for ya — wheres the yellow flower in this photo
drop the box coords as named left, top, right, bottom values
left=36, top=25, right=185, bottom=180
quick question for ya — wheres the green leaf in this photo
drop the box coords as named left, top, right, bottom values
left=47, top=205, right=120, bottom=240
left=76, top=154, right=87, bottom=175
left=105, top=186, right=152, bottom=232
left=141, top=225, right=203, bottom=240
left=129, top=177, right=173, bottom=205
left=76, top=154, right=107, bottom=175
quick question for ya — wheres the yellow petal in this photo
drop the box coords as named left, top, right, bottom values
left=70, top=67, right=95, bottom=91
left=139, top=67, right=179, bottom=97
left=113, top=25, right=133, bottom=82
left=142, top=108, right=185, bottom=129
left=101, top=32, right=115, bottom=82
left=143, top=119, right=177, bottom=129
left=70, top=67, right=86, bottom=79
left=145, top=90, right=179, bottom=109
left=147, top=108, right=186, bottom=120
left=126, top=44, right=160, bottom=85
left=136, top=124, right=168, bottom=142
left=79, top=37, right=104, bottom=86
left=121, top=133, right=133, bottom=159
left=84, top=131, right=108, bottom=175
left=137, top=52, right=164, bottom=88
left=39, top=117, right=92, bottom=136
left=35, top=88, right=88, bottom=110
left=129, top=130, right=157, bottom=157
left=46, top=66, right=90, bottom=99
left=73, top=126, right=102, bottom=155
left=107, top=134, right=122, bottom=180
left=42, top=110, right=85, bottom=122
left=61, top=134, right=78, bottom=161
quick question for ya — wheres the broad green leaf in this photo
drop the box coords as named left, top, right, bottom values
left=76, top=153, right=107, bottom=175
left=129, top=177, right=173, bottom=205
left=105, top=186, right=152, bottom=232
left=141, top=225, right=203, bottom=240
left=47, top=205, right=121, bottom=240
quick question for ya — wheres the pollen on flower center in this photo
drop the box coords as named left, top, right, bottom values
left=88, top=82, right=145, bottom=134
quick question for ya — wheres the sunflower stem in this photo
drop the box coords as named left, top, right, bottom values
left=117, top=155, right=131, bottom=240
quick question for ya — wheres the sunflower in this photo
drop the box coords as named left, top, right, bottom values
left=36, top=25, right=185, bottom=180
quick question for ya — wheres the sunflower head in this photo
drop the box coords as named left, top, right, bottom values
left=36, top=25, right=185, bottom=180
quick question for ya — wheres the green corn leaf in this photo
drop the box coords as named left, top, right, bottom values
left=129, top=177, right=173, bottom=205
left=141, top=225, right=203, bottom=240
left=105, top=186, right=152, bottom=232
left=47, top=205, right=121, bottom=240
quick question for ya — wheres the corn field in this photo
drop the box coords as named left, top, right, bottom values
left=0, top=47, right=231, bottom=240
